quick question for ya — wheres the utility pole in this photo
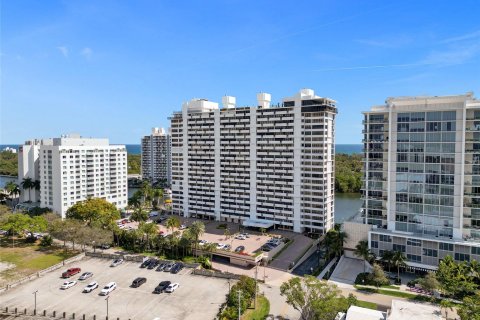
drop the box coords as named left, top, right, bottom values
left=237, top=290, right=242, bottom=320
left=254, top=263, right=258, bottom=309
left=32, top=290, right=38, bottom=315
left=105, top=296, right=110, bottom=320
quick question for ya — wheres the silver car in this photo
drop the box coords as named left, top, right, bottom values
left=79, top=272, right=93, bottom=280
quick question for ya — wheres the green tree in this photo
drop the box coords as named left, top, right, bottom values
left=189, top=221, right=205, bottom=256
left=380, top=250, right=394, bottom=272
left=152, top=188, right=163, bottom=210
left=20, top=177, right=33, bottom=202
left=138, top=221, right=158, bottom=251
left=0, top=213, right=46, bottom=247
left=458, top=290, right=480, bottom=320
left=0, top=151, right=18, bottom=176
left=391, top=251, right=406, bottom=280
left=335, top=153, right=362, bottom=193
left=5, top=181, right=21, bottom=209
left=66, top=198, right=120, bottom=229
left=354, top=240, right=370, bottom=273
left=418, top=272, right=440, bottom=292
left=436, top=255, right=477, bottom=298
left=280, top=275, right=351, bottom=320
left=127, top=154, right=141, bottom=174
left=368, top=263, right=389, bottom=288
left=165, top=216, right=181, bottom=234
left=221, top=276, right=257, bottom=319
left=325, top=224, right=348, bottom=259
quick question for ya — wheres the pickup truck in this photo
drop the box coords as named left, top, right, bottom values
left=61, top=268, right=81, bottom=278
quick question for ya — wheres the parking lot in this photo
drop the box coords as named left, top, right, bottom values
left=1, top=257, right=229, bottom=320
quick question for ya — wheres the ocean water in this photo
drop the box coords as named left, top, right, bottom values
left=1, top=144, right=362, bottom=155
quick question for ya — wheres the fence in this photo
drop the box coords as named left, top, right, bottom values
left=0, top=306, right=132, bottom=320
left=0, top=253, right=85, bottom=294
left=84, top=251, right=200, bottom=269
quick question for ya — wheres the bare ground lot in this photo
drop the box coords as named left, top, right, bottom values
left=1, top=257, right=229, bottom=320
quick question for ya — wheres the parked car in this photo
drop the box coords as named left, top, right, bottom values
left=61, top=280, right=77, bottom=290
left=147, top=259, right=159, bottom=270
left=216, top=243, right=226, bottom=250
left=140, top=259, right=152, bottom=268
left=153, top=281, right=171, bottom=294
left=235, top=234, right=246, bottom=240
left=62, top=268, right=81, bottom=278
left=79, top=272, right=93, bottom=280
left=100, top=282, right=117, bottom=295
left=100, top=244, right=110, bottom=249
left=261, top=244, right=274, bottom=252
left=156, top=263, right=167, bottom=271
left=171, top=263, right=184, bottom=274
left=198, top=240, right=208, bottom=246
left=131, top=277, right=147, bottom=288
left=163, top=262, right=174, bottom=272
left=223, top=244, right=231, bottom=251
left=179, top=224, right=187, bottom=230
left=165, top=283, right=179, bottom=293
left=110, top=259, right=123, bottom=267
left=240, top=233, right=250, bottom=238
left=83, top=281, right=99, bottom=293
left=235, top=246, right=245, bottom=253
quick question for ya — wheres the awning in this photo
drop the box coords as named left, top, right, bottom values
left=242, top=218, right=275, bottom=228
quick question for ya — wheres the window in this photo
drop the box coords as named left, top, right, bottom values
left=472, top=247, right=480, bottom=255
left=455, top=253, right=470, bottom=262
left=407, top=254, right=421, bottom=263
left=407, top=238, right=422, bottom=247
left=379, top=235, right=392, bottom=242
left=371, top=241, right=379, bottom=248
left=423, top=249, right=438, bottom=257
left=393, top=244, right=406, bottom=252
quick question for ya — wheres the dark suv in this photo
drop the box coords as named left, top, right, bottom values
left=140, top=259, right=151, bottom=268
left=131, top=277, right=147, bottom=288
left=171, top=262, right=184, bottom=274
left=153, top=281, right=171, bottom=294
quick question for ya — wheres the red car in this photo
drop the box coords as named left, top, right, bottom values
left=62, top=268, right=81, bottom=278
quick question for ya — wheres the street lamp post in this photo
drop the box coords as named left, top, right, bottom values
left=32, top=290, right=38, bottom=315
left=237, top=290, right=242, bottom=320
left=105, top=296, right=110, bottom=320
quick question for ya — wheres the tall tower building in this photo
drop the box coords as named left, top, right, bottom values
left=362, top=93, right=480, bottom=269
left=18, top=134, right=128, bottom=218
left=141, top=127, right=172, bottom=185
left=170, top=89, right=336, bottom=234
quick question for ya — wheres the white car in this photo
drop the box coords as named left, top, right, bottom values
left=165, top=283, right=179, bottom=293
left=235, top=234, right=246, bottom=240
left=179, top=224, right=187, bottom=230
left=100, top=282, right=117, bottom=295
left=110, top=259, right=123, bottom=267
left=216, top=243, right=226, bottom=250
left=83, top=281, right=99, bottom=293
left=198, top=240, right=208, bottom=246
left=79, top=272, right=93, bottom=280
left=61, top=280, right=77, bottom=290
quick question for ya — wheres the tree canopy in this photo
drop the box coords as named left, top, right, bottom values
left=66, top=198, right=120, bottom=229
left=280, top=275, right=354, bottom=320
left=335, top=153, right=362, bottom=193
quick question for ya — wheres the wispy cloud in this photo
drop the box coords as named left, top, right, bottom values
left=440, top=30, right=480, bottom=44
left=421, top=44, right=480, bottom=66
left=57, top=46, right=69, bottom=58
left=356, top=35, right=412, bottom=48
left=312, top=62, right=431, bottom=72
left=80, top=47, right=93, bottom=60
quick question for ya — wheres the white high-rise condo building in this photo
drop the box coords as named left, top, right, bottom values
left=18, top=134, right=128, bottom=218
left=170, top=89, right=336, bottom=234
left=362, top=93, right=480, bottom=269
left=141, top=127, right=172, bottom=185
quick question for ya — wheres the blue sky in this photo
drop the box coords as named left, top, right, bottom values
left=1, top=0, right=479, bottom=144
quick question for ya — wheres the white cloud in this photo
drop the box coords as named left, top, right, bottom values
left=80, top=47, right=93, bottom=60
left=57, top=46, right=69, bottom=58
left=440, top=30, right=480, bottom=44
left=355, top=35, right=412, bottom=48
left=421, top=44, right=480, bottom=66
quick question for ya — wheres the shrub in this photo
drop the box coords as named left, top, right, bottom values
left=40, top=235, right=53, bottom=247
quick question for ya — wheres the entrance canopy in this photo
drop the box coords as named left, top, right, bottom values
left=242, top=218, right=275, bottom=229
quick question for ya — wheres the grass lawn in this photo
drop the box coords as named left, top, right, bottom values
left=354, top=285, right=419, bottom=299
left=0, top=236, right=79, bottom=286
left=355, top=300, right=378, bottom=310
left=242, top=295, right=270, bottom=320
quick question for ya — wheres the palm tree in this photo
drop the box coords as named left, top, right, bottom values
left=189, top=221, right=205, bottom=257
left=139, top=222, right=159, bottom=251
left=391, top=251, right=407, bottom=280
left=20, top=178, right=33, bottom=202
left=354, top=240, right=371, bottom=273
left=381, top=250, right=395, bottom=272
left=165, top=216, right=181, bottom=234
left=33, top=180, right=40, bottom=201
left=152, top=188, right=163, bottom=210
left=5, top=181, right=20, bottom=208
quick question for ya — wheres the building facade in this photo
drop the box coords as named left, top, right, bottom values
left=141, top=127, right=172, bottom=185
left=18, top=134, right=128, bottom=217
left=170, top=89, right=336, bottom=234
left=362, top=93, right=480, bottom=269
